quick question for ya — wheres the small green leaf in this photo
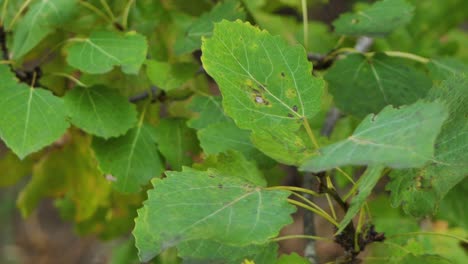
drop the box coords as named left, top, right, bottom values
left=0, top=151, right=35, bottom=187
left=17, top=134, right=110, bottom=221
left=146, top=60, right=198, bottom=91
left=175, top=0, right=246, bottom=54
left=187, top=95, right=229, bottom=130
left=332, top=0, right=414, bottom=37
left=178, top=240, right=278, bottom=264
left=0, top=66, right=69, bottom=159
left=154, top=118, right=200, bottom=170
left=133, top=169, right=295, bottom=261
left=92, top=123, right=164, bottom=193
left=436, top=179, right=468, bottom=229
left=66, top=31, right=148, bottom=74
left=388, top=75, right=468, bottom=216
left=193, top=150, right=267, bottom=187
left=300, top=101, right=448, bottom=172
left=202, top=20, right=323, bottom=134
left=337, top=166, right=385, bottom=233
left=64, top=86, right=137, bottom=139
left=11, top=0, right=78, bottom=59
left=325, top=53, right=432, bottom=118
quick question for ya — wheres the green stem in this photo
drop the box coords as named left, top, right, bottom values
left=1, top=0, right=9, bottom=26
left=7, top=0, right=32, bottom=30
left=48, top=72, right=89, bottom=87
left=301, top=0, right=308, bottom=49
left=266, top=185, right=319, bottom=197
left=381, top=51, right=430, bottom=64
left=290, top=192, right=334, bottom=221
left=287, top=198, right=339, bottom=227
left=100, top=0, right=115, bottom=20
left=303, top=117, right=320, bottom=149
left=271, top=234, right=333, bottom=242
left=122, top=0, right=135, bottom=30
left=386, top=232, right=468, bottom=243
left=79, top=1, right=113, bottom=23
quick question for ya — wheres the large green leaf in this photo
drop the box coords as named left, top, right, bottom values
left=11, top=0, right=78, bottom=59
left=17, top=133, right=110, bottom=221
left=436, top=179, right=468, bottom=229
left=193, top=150, right=266, bottom=187
left=427, top=58, right=468, bottom=82
left=66, top=31, right=147, bottom=74
left=0, top=66, right=69, bottom=159
left=92, top=122, right=164, bottom=193
left=276, top=253, right=310, bottom=264
left=332, top=0, right=414, bottom=37
left=178, top=240, right=278, bottom=264
left=145, top=60, right=198, bottom=91
left=175, top=0, right=246, bottom=55
left=154, top=118, right=200, bottom=170
left=133, top=169, right=295, bottom=262
left=388, top=75, right=468, bottom=216
left=325, top=53, right=432, bottom=118
left=300, top=101, right=448, bottom=172
left=202, top=20, right=323, bottom=135
left=64, top=86, right=137, bottom=139
left=337, top=166, right=384, bottom=233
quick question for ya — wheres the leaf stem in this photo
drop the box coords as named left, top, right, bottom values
left=287, top=198, right=339, bottom=227
left=99, top=0, right=115, bottom=21
left=1, top=0, right=9, bottom=26
left=290, top=192, right=334, bottom=221
left=79, top=1, right=113, bottom=24
left=301, top=0, right=308, bottom=49
left=48, top=72, right=89, bottom=87
left=7, top=0, right=32, bottom=30
left=380, top=51, right=430, bottom=64
left=0, top=59, right=13, bottom=64
left=336, top=167, right=356, bottom=185
left=122, top=0, right=135, bottom=30
left=386, top=232, right=468, bottom=243
left=303, top=118, right=320, bottom=149
left=272, top=234, right=333, bottom=242
left=266, top=185, right=319, bottom=197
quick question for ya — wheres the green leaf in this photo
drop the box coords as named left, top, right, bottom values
left=427, top=58, right=468, bottom=82
left=17, top=133, right=110, bottom=221
left=202, top=20, right=323, bottom=134
left=332, top=0, right=414, bottom=37
left=198, top=120, right=261, bottom=159
left=11, top=0, right=78, bottom=59
left=64, top=86, right=137, bottom=139
left=436, top=179, right=468, bottom=229
left=337, top=166, right=385, bottom=233
left=154, top=118, right=199, bottom=170
left=187, top=95, right=229, bottom=130
left=175, top=0, right=246, bottom=55
left=0, top=151, right=35, bottom=187
left=145, top=60, right=198, bottom=91
left=92, top=122, right=164, bottom=193
left=0, top=66, right=69, bottom=159
left=193, top=150, right=267, bottom=187
left=325, top=53, right=432, bottom=118
left=388, top=75, right=468, bottom=216
left=133, top=169, right=295, bottom=261
left=398, top=254, right=451, bottom=264
left=178, top=240, right=278, bottom=264
left=66, top=31, right=148, bottom=74
left=251, top=127, right=314, bottom=166
left=276, top=253, right=310, bottom=264
left=300, top=101, right=448, bottom=172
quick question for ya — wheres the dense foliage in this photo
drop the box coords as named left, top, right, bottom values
left=0, top=0, right=467, bottom=263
